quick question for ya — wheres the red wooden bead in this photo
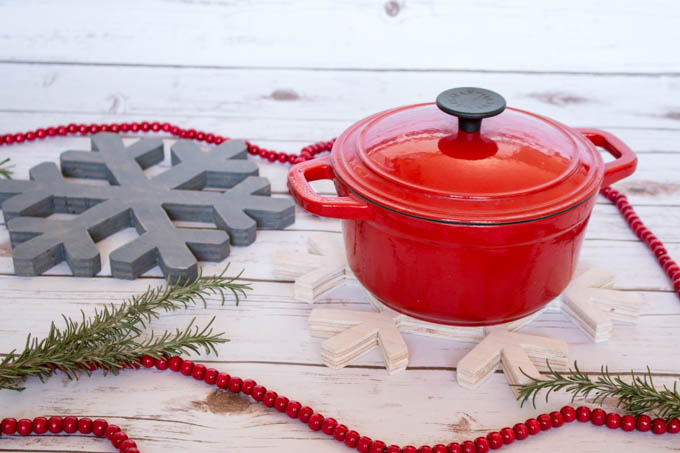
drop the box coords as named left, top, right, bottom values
left=140, top=355, right=155, bottom=368
left=274, top=396, right=289, bottom=412
left=537, top=413, right=552, bottom=430
left=120, top=439, right=138, bottom=453
left=286, top=400, right=302, bottom=418
left=105, top=424, right=121, bottom=440
left=402, top=446, right=417, bottom=453
left=216, top=373, right=231, bottom=389
left=576, top=406, right=591, bottom=422
left=250, top=385, right=266, bottom=401
left=168, top=356, right=183, bottom=371
left=33, top=416, right=48, bottom=434
left=205, top=133, right=215, bottom=143
left=447, top=443, right=462, bottom=453
left=605, top=413, right=621, bottom=429
left=186, top=129, right=196, bottom=139
left=560, top=405, right=576, bottom=422
left=248, top=145, right=260, bottom=155
left=266, top=151, right=278, bottom=162
left=525, top=418, right=540, bottom=435
left=262, top=391, right=278, bottom=408
left=652, top=418, right=667, bottom=434
left=26, top=131, right=36, bottom=141
left=47, top=127, right=57, bottom=136
left=17, top=419, right=32, bottom=436
left=418, top=446, right=433, bottom=453
left=461, top=440, right=477, bottom=453
left=151, top=122, right=161, bottom=132
left=204, top=368, right=219, bottom=385
left=298, top=406, right=314, bottom=423
left=48, top=416, right=63, bottom=433
left=333, top=423, right=348, bottom=441
left=89, top=124, right=100, bottom=134
left=499, top=426, right=515, bottom=444
left=2, top=134, right=13, bottom=144
left=513, top=422, right=528, bottom=440
left=14, top=133, right=25, bottom=143
left=241, top=379, right=256, bottom=394
left=170, top=125, right=179, bottom=135
left=258, top=148, right=268, bottom=158
left=637, top=414, right=652, bottom=432
left=387, top=445, right=402, bottom=453
left=196, top=132, right=205, bottom=141
left=180, top=359, right=194, bottom=376
left=345, top=430, right=360, bottom=448
left=590, top=408, right=606, bottom=426
left=620, top=415, right=636, bottom=432
left=288, top=155, right=298, bottom=164
left=228, top=376, right=243, bottom=393
left=140, top=122, right=151, bottom=132
left=1, top=418, right=17, bottom=434
left=63, top=416, right=78, bottom=433
left=130, top=123, right=141, bottom=132
left=550, top=411, right=565, bottom=428
left=192, top=364, right=207, bottom=380
left=77, top=417, right=92, bottom=434
left=36, top=128, right=47, bottom=139
left=433, top=445, right=447, bottom=453
left=479, top=434, right=495, bottom=451
left=321, top=416, right=337, bottom=435
left=667, top=418, right=680, bottom=434
left=357, top=435, right=373, bottom=453
left=78, top=124, right=88, bottom=134
left=214, top=136, right=224, bottom=145
left=92, top=419, right=108, bottom=437
left=57, top=126, right=68, bottom=136
left=112, top=431, right=129, bottom=448
left=371, top=440, right=387, bottom=453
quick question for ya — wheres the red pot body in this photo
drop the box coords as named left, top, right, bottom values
left=288, top=97, right=637, bottom=326
left=336, top=179, right=594, bottom=325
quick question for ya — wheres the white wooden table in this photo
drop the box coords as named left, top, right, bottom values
left=1, top=1, right=679, bottom=451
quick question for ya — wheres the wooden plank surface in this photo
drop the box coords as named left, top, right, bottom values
left=0, top=1, right=679, bottom=451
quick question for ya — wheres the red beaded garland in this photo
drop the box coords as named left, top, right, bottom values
left=1, top=130, right=679, bottom=453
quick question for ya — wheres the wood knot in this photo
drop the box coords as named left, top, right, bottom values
left=384, top=0, right=401, bottom=17
left=191, top=389, right=253, bottom=414
left=269, top=89, right=300, bottom=101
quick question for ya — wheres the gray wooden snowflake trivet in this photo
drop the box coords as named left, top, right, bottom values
left=0, top=133, right=295, bottom=282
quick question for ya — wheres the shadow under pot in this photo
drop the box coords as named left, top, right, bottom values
left=288, top=87, right=637, bottom=326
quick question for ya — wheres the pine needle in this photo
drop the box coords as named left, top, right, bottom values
left=0, top=157, right=12, bottom=179
left=516, top=360, right=680, bottom=419
left=0, top=266, right=251, bottom=391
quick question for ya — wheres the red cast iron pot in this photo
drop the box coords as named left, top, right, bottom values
left=288, top=87, right=637, bottom=326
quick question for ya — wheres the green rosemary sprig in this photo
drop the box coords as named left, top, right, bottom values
left=0, top=157, right=13, bottom=179
left=0, top=267, right=251, bottom=391
left=516, top=361, right=680, bottom=419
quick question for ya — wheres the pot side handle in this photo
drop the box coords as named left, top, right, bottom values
left=287, top=155, right=372, bottom=220
left=576, top=128, right=638, bottom=187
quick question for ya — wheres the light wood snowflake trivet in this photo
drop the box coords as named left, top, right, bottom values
left=275, top=233, right=642, bottom=391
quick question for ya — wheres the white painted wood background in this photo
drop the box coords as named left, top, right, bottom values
left=0, top=0, right=679, bottom=451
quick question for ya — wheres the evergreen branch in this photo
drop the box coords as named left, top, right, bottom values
left=0, top=267, right=250, bottom=391
left=0, top=157, right=12, bottom=179
left=516, top=361, right=680, bottom=419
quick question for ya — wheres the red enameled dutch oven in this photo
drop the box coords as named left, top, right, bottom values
left=288, top=87, right=637, bottom=326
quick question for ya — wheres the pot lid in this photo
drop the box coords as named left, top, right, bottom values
left=331, top=87, right=604, bottom=224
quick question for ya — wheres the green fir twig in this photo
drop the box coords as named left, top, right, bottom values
left=516, top=360, right=680, bottom=419
left=0, top=157, right=12, bottom=179
left=0, top=266, right=251, bottom=391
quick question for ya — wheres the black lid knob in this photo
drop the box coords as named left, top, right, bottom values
left=436, top=87, right=506, bottom=133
